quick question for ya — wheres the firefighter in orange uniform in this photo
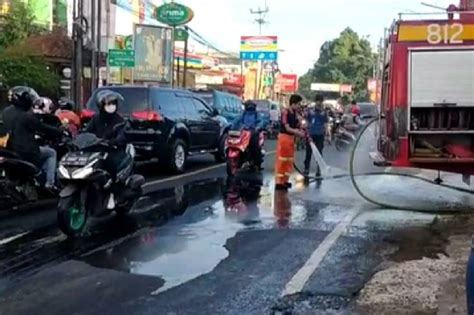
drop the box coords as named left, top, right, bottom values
left=275, top=94, right=305, bottom=190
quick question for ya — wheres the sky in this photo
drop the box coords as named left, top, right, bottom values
left=115, top=0, right=454, bottom=75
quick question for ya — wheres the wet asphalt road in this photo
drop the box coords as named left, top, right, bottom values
left=1, top=135, right=474, bottom=315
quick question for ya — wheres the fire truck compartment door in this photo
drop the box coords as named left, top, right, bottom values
left=410, top=49, right=474, bottom=107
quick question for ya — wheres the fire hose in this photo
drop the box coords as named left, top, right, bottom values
left=294, top=118, right=474, bottom=213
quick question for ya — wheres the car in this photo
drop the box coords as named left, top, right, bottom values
left=82, top=86, right=231, bottom=174
left=192, top=89, right=243, bottom=123
left=358, top=102, right=379, bottom=123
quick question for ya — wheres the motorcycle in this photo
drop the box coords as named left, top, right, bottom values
left=57, top=126, right=145, bottom=237
left=226, top=128, right=265, bottom=177
left=0, top=148, right=46, bottom=209
left=0, top=131, right=71, bottom=210
left=332, top=115, right=356, bottom=151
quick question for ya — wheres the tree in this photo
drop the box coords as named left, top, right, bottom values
left=0, top=52, right=60, bottom=97
left=299, top=28, right=376, bottom=101
left=0, top=0, right=46, bottom=50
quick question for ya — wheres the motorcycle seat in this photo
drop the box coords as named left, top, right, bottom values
left=0, top=150, right=41, bottom=177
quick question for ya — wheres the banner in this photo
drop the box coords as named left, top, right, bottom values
left=133, top=24, right=173, bottom=84
left=276, top=74, right=298, bottom=93
left=240, top=36, right=278, bottom=52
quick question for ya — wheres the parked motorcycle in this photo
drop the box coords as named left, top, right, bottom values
left=57, top=127, right=144, bottom=237
left=226, top=129, right=265, bottom=177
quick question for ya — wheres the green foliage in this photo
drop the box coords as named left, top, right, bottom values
left=299, top=28, right=376, bottom=101
left=0, top=0, right=46, bottom=50
left=0, top=52, right=60, bottom=97
left=0, top=0, right=58, bottom=97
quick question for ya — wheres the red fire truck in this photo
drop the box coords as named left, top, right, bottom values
left=374, top=1, right=474, bottom=178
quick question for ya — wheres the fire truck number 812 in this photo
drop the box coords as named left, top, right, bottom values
left=427, top=23, right=464, bottom=44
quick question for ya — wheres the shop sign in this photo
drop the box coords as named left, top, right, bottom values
left=155, top=2, right=194, bottom=26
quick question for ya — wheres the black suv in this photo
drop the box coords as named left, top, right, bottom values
left=83, top=86, right=230, bottom=173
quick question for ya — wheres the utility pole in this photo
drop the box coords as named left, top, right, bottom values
left=183, top=26, right=189, bottom=88
left=250, top=1, right=269, bottom=99
left=71, top=0, right=77, bottom=105
left=250, top=0, right=269, bottom=35
left=105, top=0, right=111, bottom=85
left=73, top=0, right=85, bottom=108
left=91, top=0, right=97, bottom=92
left=97, top=0, right=102, bottom=87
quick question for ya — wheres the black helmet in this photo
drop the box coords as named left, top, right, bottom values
left=96, top=90, right=123, bottom=114
left=9, top=86, right=40, bottom=111
left=58, top=97, right=75, bottom=111
left=243, top=100, right=257, bottom=111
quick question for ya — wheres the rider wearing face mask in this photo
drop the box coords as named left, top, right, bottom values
left=85, top=90, right=125, bottom=142
left=85, top=90, right=127, bottom=180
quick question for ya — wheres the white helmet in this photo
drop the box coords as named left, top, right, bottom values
left=33, top=97, right=53, bottom=114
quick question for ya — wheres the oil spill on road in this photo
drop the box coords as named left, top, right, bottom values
left=0, top=178, right=227, bottom=293
left=81, top=173, right=313, bottom=294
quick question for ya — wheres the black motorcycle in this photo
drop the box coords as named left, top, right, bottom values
left=0, top=148, right=47, bottom=209
left=0, top=128, right=71, bottom=210
left=57, top=129, right=144, bottom=237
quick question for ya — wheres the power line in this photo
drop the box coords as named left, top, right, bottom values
left=113, top=2, right=235, bottom=57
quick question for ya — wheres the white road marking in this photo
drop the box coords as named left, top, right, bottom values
left=281, top=210, right=360, bottom=296
left=143, top=150, right=276, bottom=188
left=0, top=232, right=29, bottom=246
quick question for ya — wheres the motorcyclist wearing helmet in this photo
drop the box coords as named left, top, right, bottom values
left=32, top=97, right=53, bottom=115
left=56, top=98, right=80, bottom=137
left=231, top=100, right=265, bottom=168
left=2, top=86, right=63, bottom=189
left=85, top=90, right=127, bottom=179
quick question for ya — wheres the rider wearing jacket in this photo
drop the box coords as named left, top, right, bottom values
left=231, top=101, right=265, bottom=167
left=2, top=86, right=63, bottom=189
left=85, top=90, right=127, bottom=179
left=56, top=98, right=80, bottom=138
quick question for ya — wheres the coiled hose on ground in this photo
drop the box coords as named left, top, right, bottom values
left=294, top=118, right=474, bottom=213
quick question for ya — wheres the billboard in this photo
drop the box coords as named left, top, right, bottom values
left=133, top=24, right=173, bottom=84
left=240, top=36, right=278, bottom=61
left=311, top=83, right=340, bottom=92
left=275, top=74, right=298, bottom=93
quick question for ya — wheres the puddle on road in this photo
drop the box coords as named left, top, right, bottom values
left=82, top=173, right=311, bottom=293
left=81, top=168, right=474, bottom=295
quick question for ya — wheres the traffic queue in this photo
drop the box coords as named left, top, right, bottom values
left=0, top=85, right=364, bottom=237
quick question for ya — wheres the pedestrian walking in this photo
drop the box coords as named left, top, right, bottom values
left=274, top=94, right=305, bottom=191
left=304, top=94, right=328, bottom=178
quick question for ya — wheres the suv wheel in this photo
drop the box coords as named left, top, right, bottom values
left=214, top=133, right=227, bottom=163
left=167, top=139, right=187, bottom=174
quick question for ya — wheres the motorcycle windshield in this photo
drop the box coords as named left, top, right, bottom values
left=73, top=133, right=101, bottom=150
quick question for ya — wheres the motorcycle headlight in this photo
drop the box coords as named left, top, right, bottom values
left=58, top=165, right=70, bottom=179
left=70, top=159, right=99, bottom=179
left=71, top=166, right=94, bottom=179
